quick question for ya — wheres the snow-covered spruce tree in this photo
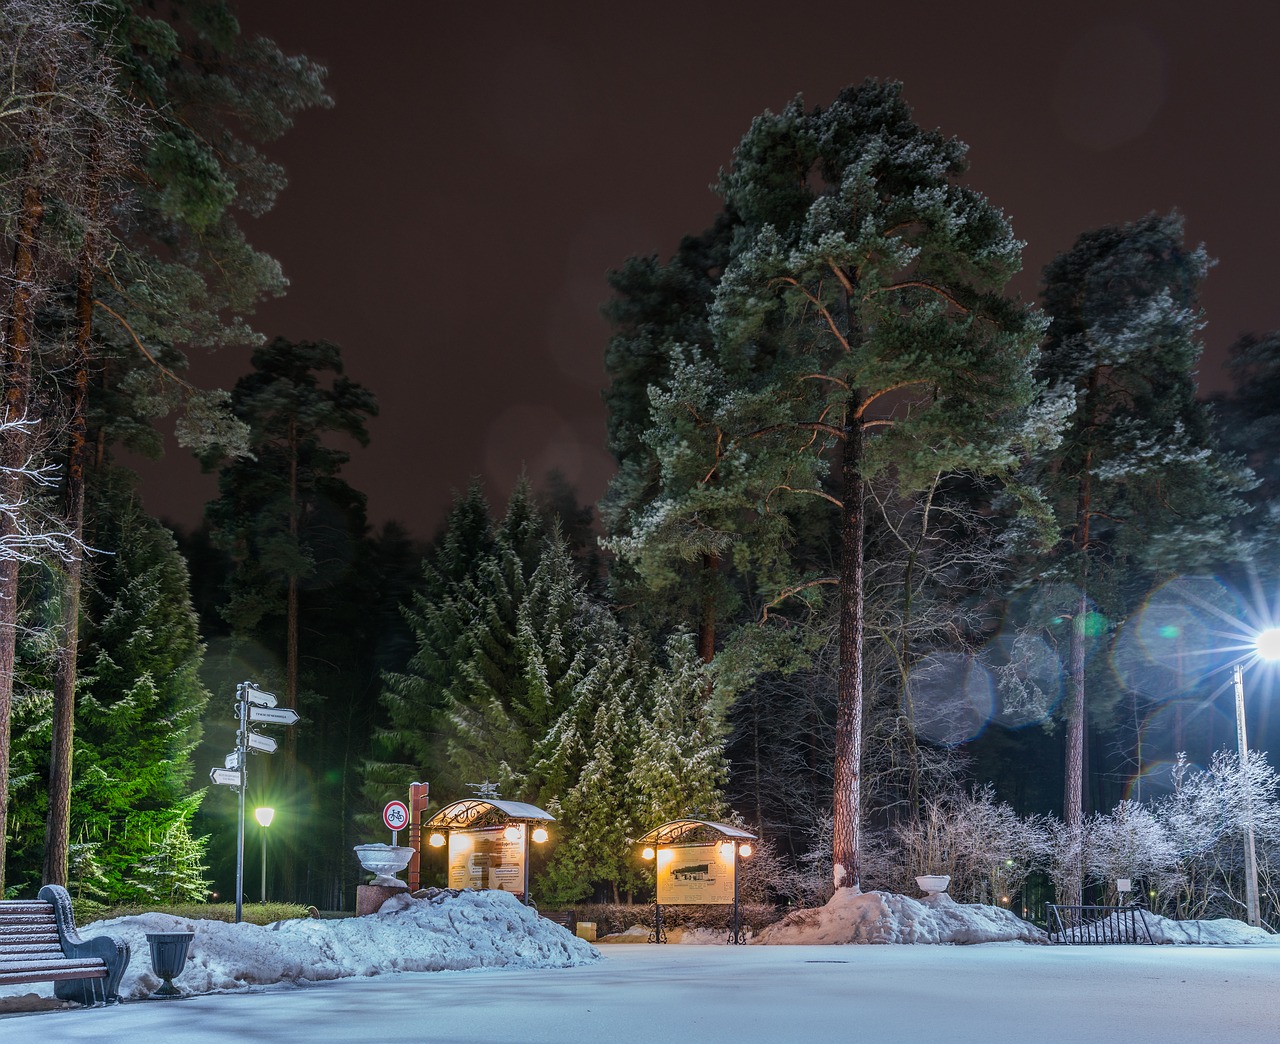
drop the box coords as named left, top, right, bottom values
left=368, top=483, right=499, bottom=800
left=1028, top=212, right=1250, bottom=906
left=627, top=632, right=730, bottom=828
left=614, top=80, right=1046, bottom=892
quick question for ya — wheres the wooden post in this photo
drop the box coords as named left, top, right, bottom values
left=406, top=781, right=429, bottom=891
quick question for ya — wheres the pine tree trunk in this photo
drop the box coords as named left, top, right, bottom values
left=698, top=552, right=718, bottom=663
left=43, top=160, right=100, bottom=888
left=832, top=392, right=866, bottom=891
left=43, top=226, right=95, bottom=887
left=0, top=163, right=46, bottom=892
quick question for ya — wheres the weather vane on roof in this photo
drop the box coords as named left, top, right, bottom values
left=466, top=780, right=501, bottom=799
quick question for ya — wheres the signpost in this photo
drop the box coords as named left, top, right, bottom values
left=249, top=706, right=300, bottom=725
left=383, top=800, right=409, bottom=844
left=208, top=681, right=300, bottom=923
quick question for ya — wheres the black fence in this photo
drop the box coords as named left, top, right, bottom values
left=1046, top=903, right=1154, bottom=944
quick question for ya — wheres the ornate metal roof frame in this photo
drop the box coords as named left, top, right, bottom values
left=424, top=798, right=555, bottom=831
left=636, top=819, right=756, bottom=847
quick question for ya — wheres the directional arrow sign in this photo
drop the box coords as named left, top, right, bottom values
left=225, top=750, right=243, bottom=770
left=245, top=731, right=277, bottom=754
left=248, top=705, right=300, bottom=726
left=241, top=683, right=277, bottom=708
left=210, top=767, right=242, bottom=786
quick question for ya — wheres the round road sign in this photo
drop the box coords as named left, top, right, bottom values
left=383, top=800, right=410, bottom=832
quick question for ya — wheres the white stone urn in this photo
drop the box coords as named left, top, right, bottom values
left=354, top=843, right=416, bottom=889
left=915, top=874, right=951, bottom=896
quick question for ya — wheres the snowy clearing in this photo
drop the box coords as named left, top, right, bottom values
left=5, top=880, right=1274, bottom=1033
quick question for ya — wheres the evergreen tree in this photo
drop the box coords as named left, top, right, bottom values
left=628, top=633, right=729, bottom=827
left=204, top=336, right=376, bottom=900
left=612, top=81, right=1046, bottom=890
left=1029, top=212, right=1249, bottom=904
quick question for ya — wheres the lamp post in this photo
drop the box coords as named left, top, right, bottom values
left=1233, top=627, right=1280, bottom=929
left=254, top=807, right=275, bottom=902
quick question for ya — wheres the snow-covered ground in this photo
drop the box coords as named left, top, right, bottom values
left=3, top=887, right=1278, bottom=1041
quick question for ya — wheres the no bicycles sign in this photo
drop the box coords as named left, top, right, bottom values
left=383, top=800, right=409, bottom=833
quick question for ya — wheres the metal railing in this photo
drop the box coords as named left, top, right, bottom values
left=1046, top=903, right=1154, bottom=944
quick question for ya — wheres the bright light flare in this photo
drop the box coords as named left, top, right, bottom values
left=428, top=832, right=446, bottom=847
left=739, top=843, right=752, bottom=858
left=641, top=846, right=655, bottom=861
left=532, top=827, right=549, bottom=844
left=1255, top=627, right=1280, bottom=662
left=254, top=807, right=274, bottom=828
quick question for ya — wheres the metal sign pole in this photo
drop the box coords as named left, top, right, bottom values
left=235, top=683, right=248, bottom=924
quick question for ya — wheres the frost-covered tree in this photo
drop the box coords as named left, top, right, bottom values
left=1083, top=800, right=1177, bottom=906
left=628, top=633, right=730, bottom=828
left=1154, top=750, right=1280, bottom=922
left=1030, top=212, right=1250, bottom=904
left=613, top=81, right=1047, bottom=892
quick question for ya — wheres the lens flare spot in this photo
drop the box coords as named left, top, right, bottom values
left=908, top=653, right=996, bottom=747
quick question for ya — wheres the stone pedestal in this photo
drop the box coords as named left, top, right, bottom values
left=356, top=883, right=408, bottom=915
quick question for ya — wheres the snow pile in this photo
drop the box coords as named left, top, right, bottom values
left=0, top=887, right=598, bottom=1006
left=1123, top=911, right=1278, bottom=945
left=756, top=890, right=1047, bottom=945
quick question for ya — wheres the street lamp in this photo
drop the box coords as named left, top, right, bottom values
left=1233, top=627, right=1280, bottom=928
left=254, top=807, right=275, bottom=902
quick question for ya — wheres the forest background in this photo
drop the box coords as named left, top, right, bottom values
left=3, top=1, right=1280, bottom=923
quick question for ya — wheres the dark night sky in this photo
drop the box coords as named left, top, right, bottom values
left=134, top=0, right=1280, bottom=538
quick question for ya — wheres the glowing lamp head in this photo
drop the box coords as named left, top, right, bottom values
left=254, top=807, right=275, bottom=828
left=738, top=843, right=752, bottom=858
left=428, top=832, right=446, bottom=848
left=532, top=826, right=549, bottom=844
left=641, top=846, right=655, bottom=861
left=1255, top=627, right=1280, bottom=662
left=503, top=825, right=521, bottom=842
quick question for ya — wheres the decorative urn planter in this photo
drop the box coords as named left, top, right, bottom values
left=353, top=843, right=417, bottom=888
left=915, top=874, right=951, bottom=896
left=145, top=931, right=194, bottom=998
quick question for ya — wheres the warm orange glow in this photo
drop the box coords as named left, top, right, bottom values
left=642, top=846, right=655, bottom=861
left=503, top=825, right=521, bottom=842
left=739, top=843, right=752, bottom=858
left=532, top=827, right=549, bottom=844
left=428, top=832, right=446, bottom=848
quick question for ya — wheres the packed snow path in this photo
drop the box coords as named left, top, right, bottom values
left=8, top=942, right=1280, bottom=1043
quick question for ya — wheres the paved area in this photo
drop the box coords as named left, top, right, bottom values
left=8, top=942, right=1280, bottom=1043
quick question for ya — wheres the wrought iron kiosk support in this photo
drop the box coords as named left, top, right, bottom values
left=649, top=900, right=667, bottom=944
left=636, top=819, right=757, bottom=946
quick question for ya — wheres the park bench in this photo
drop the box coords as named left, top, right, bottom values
left=541, top=909, right=576, bottom=932
left=0, top=884, right=130, bottom=1005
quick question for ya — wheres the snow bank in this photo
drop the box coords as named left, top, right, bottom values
left=3, top=887, right=598, bottom=1005
left=756, top=890, right=1047, bottom=945
left=1124, top=911, right=1279, bottom=945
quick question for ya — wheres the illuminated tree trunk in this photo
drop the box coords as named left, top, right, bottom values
left=0, top=159, right=46, bottom=892
left=44, top=200, right=97, bottom=886
left=832, top=393, right=866, bottom=891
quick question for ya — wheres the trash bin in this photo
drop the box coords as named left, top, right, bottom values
left=575, top=921, right=596, bottom=942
